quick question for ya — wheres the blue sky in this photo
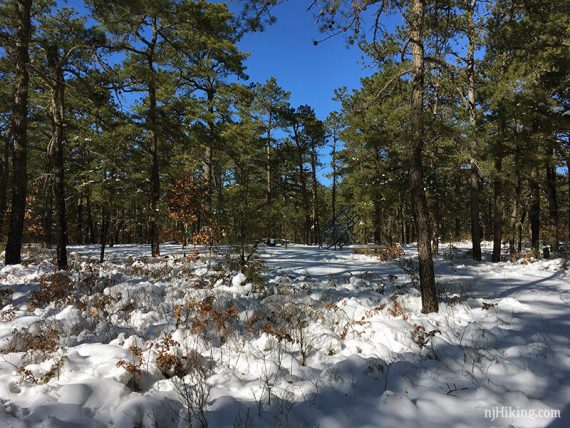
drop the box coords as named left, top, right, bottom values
left=236, top=2, right=373, bottom=120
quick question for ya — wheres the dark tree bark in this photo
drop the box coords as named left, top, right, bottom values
left=310, top=137, right=320, bottom=244
left=518, top=209, right=526, bottom=253
left=331, top=131, right=337, bottom=228
left=409, top=0, right=438, bottom=313
left=99, top=207, right=109, bottom=263
left=400, top=201, right=405, bottom=244
left=46, top=46, right=68, bottom=269
left=86, top=192, right=96, bottom=244
left=147, top=19, right=160, bottom=257
left=491, top=155, right=503, bottom=262
left=42, top=192, right=53, bottom=248
left=545, top=144, right=558, bottom=251
left=265, top=114, right=274, bottom=237
left=466, top=0, right=482, bottom=262
left=5, top=0, right=32, bottom=265
left=0, top=124, right=11, bottom=239
left=491, top=109, right=505, bottom=263
left=265, top=112, right=273, bottom=205
left=148, top=78, right=160, bottom=257
left=114, top=217, right=124, bottom=246
left=484, top=199, right=492, bottom=241
left=204, top=88, right=215, bottom=214
left=299, top=158, right=310, bottom=244
left=75, top=195, right=83, bottom=244
left=454, top=217, right=461, bottom=241
left=567, top=153, right=570, bottom=242
left=509, top=169, right=522, bottom=255
left=373, top=200, right=382, bottom=244
left=432, top=205, right=441, bottom=255
left=529, top=171, right=541, bottom=253
left=109, top=216, right=115, bottom=247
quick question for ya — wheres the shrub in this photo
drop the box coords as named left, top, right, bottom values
left=174, top=296, right=239, bottom=343
left=154, top=333, right=186, bottom=379
left=387, top=298, right=408, bottom=320
left=378, top=245, right=404, bottom=261
left=411, top=325, right=439, bottom=349
left=116, top=345, right=144, bottom=391
left=29, top=273, right=74, bottom=309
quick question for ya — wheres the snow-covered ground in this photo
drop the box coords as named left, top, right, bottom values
left=0, top=242, right=568, bottom=427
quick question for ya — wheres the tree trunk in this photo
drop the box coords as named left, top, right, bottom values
left=491, top=159, right=503, bottom=263
left=265, top=120, right=274, bottom=237
left=454, top=217, right=461, bottom=241
left=529, top=171, right=540, bottom=253
left=310, top=139, right=320, bottom=244
left=331, top=132, right=337, bottom=248
left=331, top=132, right=337, bottom=228
left=146, top=21, right=160, bottom=258
left=109, top=216, right=115, bottom=247
left=484, top=199, right=492, bottom=241
left=86, top=192, right=95, bottom=244
left=5, top=0, right=32, bottom=265
left=400, top=201, right=405, bottom=244
left=265, top=117, right=272, bottom=205
left=466, top=0, right=482, bottom=262
left=409, top=0, right=437, bottom=314
left=100, top=207, right=109, bottom=263
left=114, top=217, right=124, bottom=246
left=518, top=209, right=526, bottom=253
left=47, top=47, right=68, bottom=269
left=203, top=88, right=216, bottom=219
left=373, top=200, right=382, bottom=244
left=509, top=171, right=521, bottom=255
left=567, top=154, right=570, bottom=242
left=42, top=192, right=53, bottom=248
left=300, top=161, right=310, bottom=244
left=204, top=144, right=213, bottom=206
left=491, top=108, right=505, bottom=263
left=432, top=205, right=441, bottom=255
left=0, top=123, right=11, bottom=240
left=509, top=199, right=517, bottom=255
left=76, top=195, right=83, bottom=244
left=148, top=64, right=160, bottom=257
left=545, top=144, right=558, bottom=251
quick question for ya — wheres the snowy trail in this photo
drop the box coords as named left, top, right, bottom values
left=260, top=244, right=402, bottom=280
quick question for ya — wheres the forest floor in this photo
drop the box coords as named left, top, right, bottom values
left=0, top=241, right=568, bottom=427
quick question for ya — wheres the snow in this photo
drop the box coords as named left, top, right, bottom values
left=0, top=241, right=568, bottom=427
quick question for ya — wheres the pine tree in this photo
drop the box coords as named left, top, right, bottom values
left=251, top=78, right=290, bottom=236
left=33, top=7, right=103, bottom=269
left=3, top=0, right=33, bottom=265
left=0, top=57, right=13, bottom=239
left=87, top=0, right=181, bottom=257
left=325, top=111, right=345, bottom=238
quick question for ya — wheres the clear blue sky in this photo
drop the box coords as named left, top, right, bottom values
left=236, top=2, right=373, bottom=120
